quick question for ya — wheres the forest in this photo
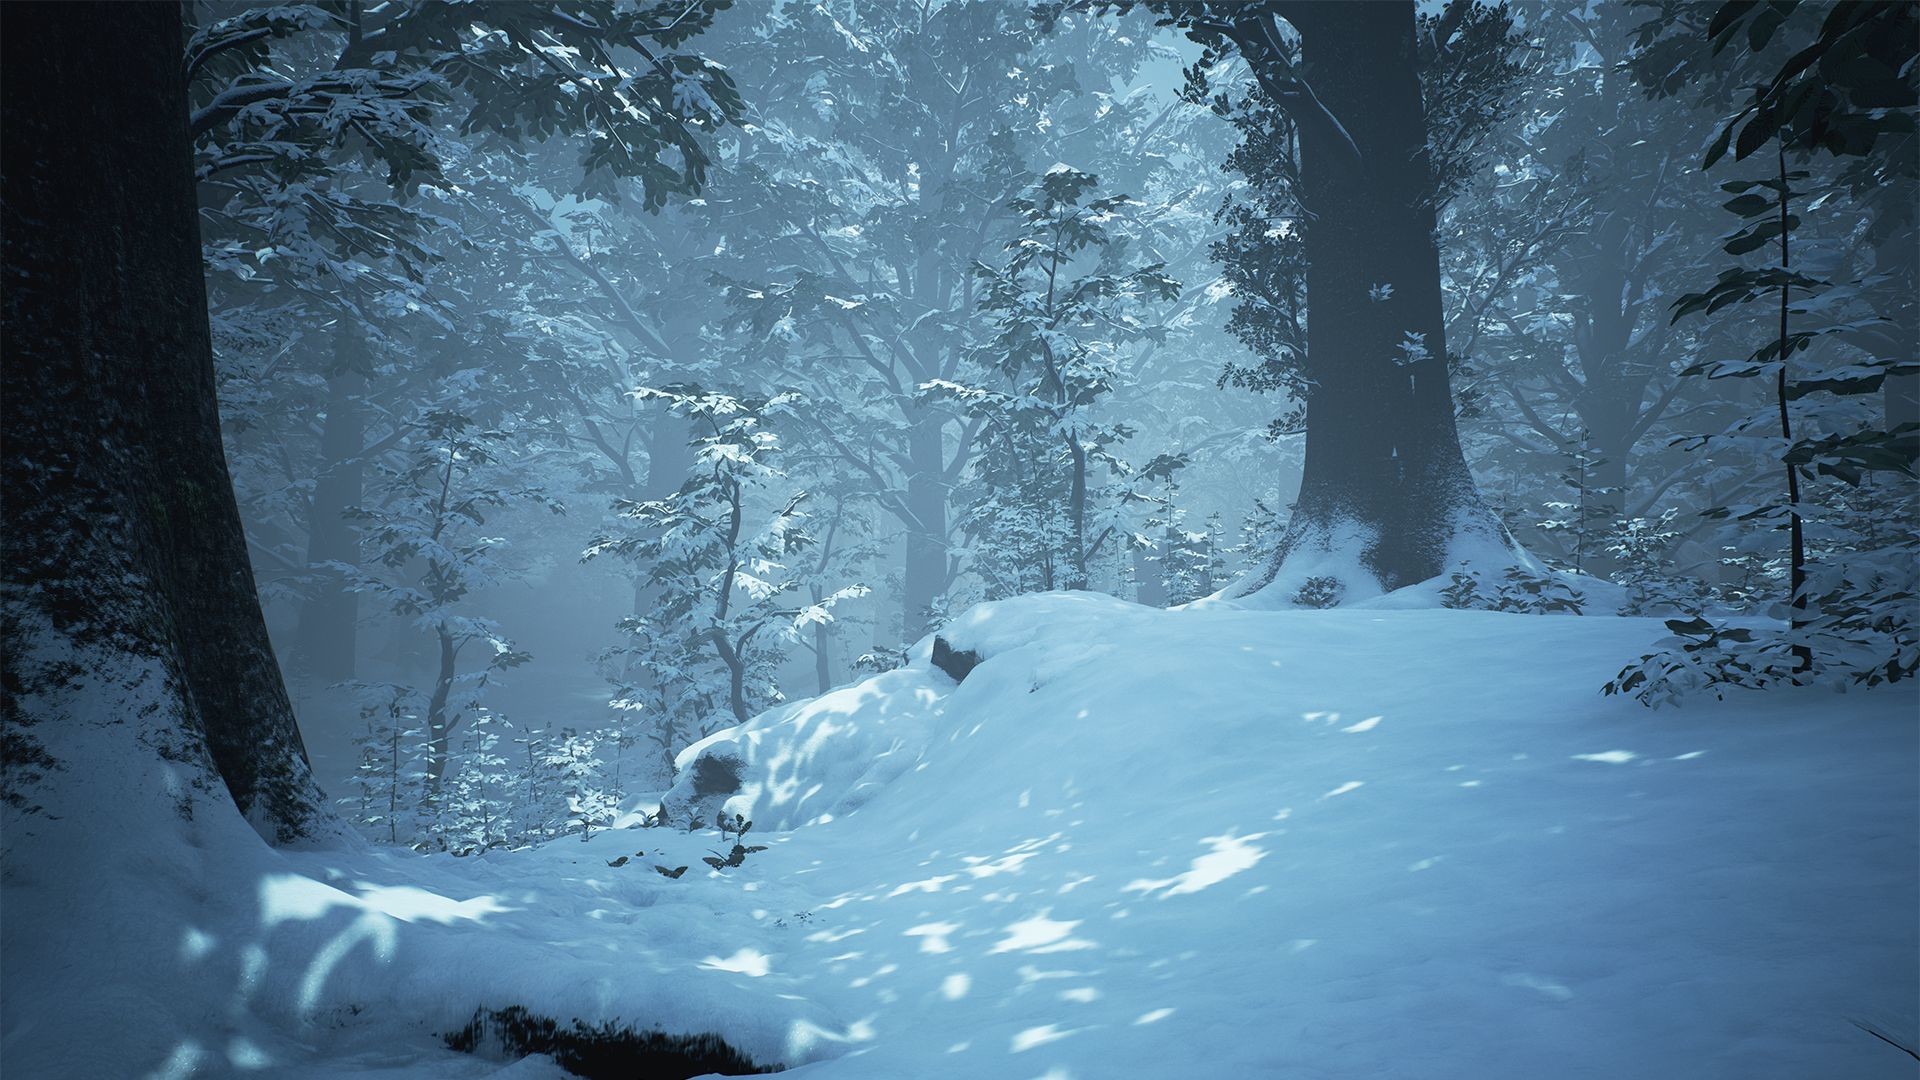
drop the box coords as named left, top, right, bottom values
left=1, top=1, right=1915, bottom=1077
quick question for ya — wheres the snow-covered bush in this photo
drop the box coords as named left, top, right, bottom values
left=1293, top=575, right=1344, bottom=609
left=1605, top=510, right=1712, bottom=616
left=1441, top=565, right=1586, bottom=614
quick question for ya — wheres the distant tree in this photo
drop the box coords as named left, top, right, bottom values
left=339, top=406, right=555, bottom=788
left=192, top=0, right=743, bottom=686
left=586, top=388, right=867, bottom=751
left=948, top=166, right=1179, bottom=594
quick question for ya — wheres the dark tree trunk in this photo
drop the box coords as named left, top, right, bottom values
left=292, top=328, right=367, bottom=686
left=1231, top=2, right=1510, bottom=601
left=1, top=2, right=327, bottom=841
left=424, top=625, right=458, bottom=788
left=1066, top=433, right=1090, bottom=591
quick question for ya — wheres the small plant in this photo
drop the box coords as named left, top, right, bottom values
left=1605, top=616, right=1798, bottom=707
left=1442, top=565, right=1585, bottom=615
left=1293, top=576, right=1344, bottom=609
left=701, top=812, right=767, bottom=872
left=1440, top=569, right=1484, bottom=609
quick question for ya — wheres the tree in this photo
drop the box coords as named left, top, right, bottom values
left=951, top=166, right=1179, bottom=593
left=1607, top=0, right=1919, bottom=702
left=191, top=0, right=743, bottom=688
left=2, top=3, right=327, bottom=840
left=585, top=388, right=866, bottom=755
left=1095, top=1, right=1522, bottom=602
left=340, top=407, right=552, bottom=789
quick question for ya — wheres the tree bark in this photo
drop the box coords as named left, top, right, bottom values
left=900, top=413, right=949, bottom=640
left=2, top=2, right=328, bottom=841
left=1230, top=2, right=1512, bottom=601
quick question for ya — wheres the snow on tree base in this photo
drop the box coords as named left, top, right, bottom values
left=6, top=596, right=1917, bottom=1077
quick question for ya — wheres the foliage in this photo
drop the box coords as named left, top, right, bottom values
left=947, top=166, right=1179, bottom=595
left=1441, top=566, right=1586, bottom=614
left=585, top=387, right=867, bottom=758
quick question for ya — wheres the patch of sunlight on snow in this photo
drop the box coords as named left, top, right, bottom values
left=1502, top=973, right=1574, bottom=1000
left=299, top=911, right=396, bottom=1014
left=850, top=963, right=898, bottom=987
left=1123, top=832, right=1269, bottom=898
left=226, top=1036, right=271, bottom=1070
left=991, top=912, right=1094, bottom=954
left=1011, top=1024, right=1072, bottom=1052
left=154, top=1042, right=206, bottom=1080
left=947, top=1042, right=971, bottom=1053
left=941, top=973, right=971, bottom=1000
left=1572, top=750, right=1637, bottom=764
left=1018, top=964, right=1084, bottom=984
left=1408, top=856, right=1443, bottom=872
left=786, top=1016, right=876, bottom=1058
left=1301, top=711, right=1340, bottom=724
left=235, top=945, right=268, bottom=1007
left=1342, top=715, right=1383, bottom=733
left=1321, top=781, right=1365, bottom=799
left=889, top=874, right=959, bottom=897
left=700, top=947, right=772, bottom=977
left=1057, top=874, right=1096, bottom=894
left=179, top=927, right=216, bottom=962
left=1132, top=1008, right=1175, bottom=1025
left=259, top=874, right=355, bottom=927
left=353, top=884, right=512, bottom=924
left=1290, top=939, right=1318, bottom=953
left=1460, top=780, right=1483, bottom=788
left=1035, top=1068, right=1076, bottom=1080
left=963, top=851, right=1038, bottom=878
left=1059, top=987, right=1100, bottom=1003
left=1673, top=750, right=1707, bottom=760
left=905, top=922, right=960, bottom=954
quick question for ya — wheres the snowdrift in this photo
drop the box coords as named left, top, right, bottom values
left=6, top=594, right=1916, bottom=1077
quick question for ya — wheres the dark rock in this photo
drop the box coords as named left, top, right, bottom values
left=690, top=753, right=743, bottom=797
left=930, top=636, right=982, bottom=683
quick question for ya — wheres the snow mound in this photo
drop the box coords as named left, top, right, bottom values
left=8, top=596, right=1916, bottom=1078
left=668, top=593, right=1917, bottom=1078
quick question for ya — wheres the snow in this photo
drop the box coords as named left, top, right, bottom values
left=6, top=594, right=1917, bottom=1078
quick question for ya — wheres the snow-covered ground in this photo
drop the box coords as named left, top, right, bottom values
left=6, top=594, right=1916, bottom=1078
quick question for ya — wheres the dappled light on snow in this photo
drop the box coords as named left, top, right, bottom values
left=1122, top=832, right=1269, bottom=898
left=350, top=883, right=513, bottom=924
left=699, top=947, right=772, bottom=977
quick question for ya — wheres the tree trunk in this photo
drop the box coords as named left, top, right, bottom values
left=1066, top=433, right=1090, bottom=591
left=292, top=328, right=366, bottom=686
left=424, top=624, right=458, bottom=789
left=1, top=2, right=328, bottom=841
left=900, top=413, right=949, bottom=641
left=1231, top=2, right=1513, bottom=603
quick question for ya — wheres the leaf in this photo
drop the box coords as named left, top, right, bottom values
left=1721, top=193, right=1773, bottom=217
left=702, top=856, right=726, bottom=870
left=607, top=856, right=629, bottom=868
left=1707, top=0, right=1759, bottom=49
left=1734, top=108, right=1780, bottom=160
left=655, top=864, right=688, bottom=879
left=1704, top=122, right=1735, bottom=169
